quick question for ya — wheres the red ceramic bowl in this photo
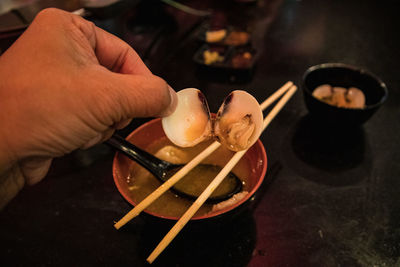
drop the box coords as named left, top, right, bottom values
left=112, top=118, right=267, bottom=221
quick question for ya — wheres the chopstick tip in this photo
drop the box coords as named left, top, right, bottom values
left=114, top=222, right=122, bottom=230
left=147, top=255, right=156, bottom=264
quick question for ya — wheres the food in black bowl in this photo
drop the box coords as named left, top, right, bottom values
left=302, top=63, right=388, bottom=125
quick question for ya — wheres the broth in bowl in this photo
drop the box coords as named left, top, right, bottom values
left=113, top=118, right=267, bottom=221
left=126, top=138, right=252, bottom=218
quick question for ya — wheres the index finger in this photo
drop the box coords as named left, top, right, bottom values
left=74, top=14, right=151, bottom=75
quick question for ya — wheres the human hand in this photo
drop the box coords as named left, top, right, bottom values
left=0, top=8, right=177, bottom=207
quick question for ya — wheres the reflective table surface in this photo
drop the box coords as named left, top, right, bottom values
left=1, top=0, right=399, bottom=266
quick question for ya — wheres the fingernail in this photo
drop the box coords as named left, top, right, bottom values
left=159, top=85, right=178, bottom=117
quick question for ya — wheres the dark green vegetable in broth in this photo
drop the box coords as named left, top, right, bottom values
left=168, top=164, right=240, bottom=198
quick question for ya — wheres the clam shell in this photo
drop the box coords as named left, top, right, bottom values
left=162, top=89, right=263, bottom=151
left=214, top=90, right=263, bottom=151
left=162, top=88, right=212, bottom=147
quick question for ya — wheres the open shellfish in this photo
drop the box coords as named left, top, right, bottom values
left=162, top=88, right=263, bottom=151
left=161, top=88, right=212, bottom=148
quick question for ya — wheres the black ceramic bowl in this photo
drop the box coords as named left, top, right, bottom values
left=302, top=63, right=388, bottom=125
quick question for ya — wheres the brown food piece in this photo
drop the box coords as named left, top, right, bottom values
left=223, top=31, right=250, bottom=46
left=231, top=51, right=253, bottom=68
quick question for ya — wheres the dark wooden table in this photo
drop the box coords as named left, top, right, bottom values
left=1, top=0, right=399, bottom=266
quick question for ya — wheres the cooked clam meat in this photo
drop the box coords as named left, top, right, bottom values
left=347, top=87, right=366, bottom=108
left=214, top=90, right=263, bottom=151
left=225, top=115, right=255, bottom=149
left=162, top=88, right=263, bottom=151
left=312, top=84, right=366, bottom=109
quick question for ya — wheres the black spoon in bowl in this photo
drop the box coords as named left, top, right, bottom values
left=107, top=134, right=242, bottom=203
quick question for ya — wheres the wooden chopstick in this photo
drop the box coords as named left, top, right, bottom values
left=114, top=141, right=221, bottom=229
left=147, top=85, right=297, bottom=263
left=113, top=81, right=294, bottom=230
left=260, top=81, right=293, bottom=110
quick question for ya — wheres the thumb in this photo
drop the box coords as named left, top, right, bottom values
left=104, top=73, right=178, bottom=122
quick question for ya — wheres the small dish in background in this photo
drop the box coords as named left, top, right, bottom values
left=302, top=63, right=388, bottom=125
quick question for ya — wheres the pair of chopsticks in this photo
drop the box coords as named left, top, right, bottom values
left=114, top=81, right=297, bottom=263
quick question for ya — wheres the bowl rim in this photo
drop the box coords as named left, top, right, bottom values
left=112, top=118, right=268, bottom=221
left=302, top=63, right=388, bottom=110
